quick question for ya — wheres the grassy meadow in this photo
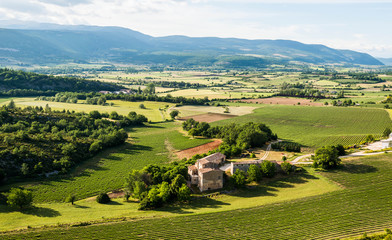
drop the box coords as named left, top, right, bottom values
left=2, top=154, right=392, bottom=239
left=0, top=167, right=337, bottom=231
left=11, top=98, right=174, bottom=122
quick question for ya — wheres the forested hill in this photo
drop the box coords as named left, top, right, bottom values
left=0, top=68, right=120, bottom=95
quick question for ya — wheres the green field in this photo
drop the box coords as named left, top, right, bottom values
left=11, top=98, right=174, bottom=122
left=3, top=154, right=392, bottom=239
left=213, top=105, right=392, bottom=147
left=0, top=122, right=210, bottom=203
left=0, top=167, right=337, bottom=231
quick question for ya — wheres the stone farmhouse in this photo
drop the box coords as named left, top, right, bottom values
left=188, top=153, right=226, bottom=192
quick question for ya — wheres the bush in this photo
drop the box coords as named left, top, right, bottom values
left=65, top=195, right=76, bottom=205
left=232, top=169, right=247, bottom=187
left=170, top=110, right=179, bottom=119
left=312, top=146, right=341, bottom=169
left=247, top=164, right=262, bottom=182
left=96, top=193, right=110, bottom=204
left=7, top=188, right=33, bottom=209
left=139, top=104, right=146, bottom=109
left=261, top=161, right=276, bottom=178
left=281, top=162, right=293, bottom=175
left=177, top=184, right=191, bottom=202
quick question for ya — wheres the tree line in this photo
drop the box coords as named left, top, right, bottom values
left=0, top=68, right=120, bottom=96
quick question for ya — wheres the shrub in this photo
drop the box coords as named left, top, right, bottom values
left=232, top=169, right=247, bottom=187
left=177, top=184, right=191, bottom=202
left=139, top=104, right=146, bottom=109
left=281, top=162, right=293, bottom=175
left=312, top=146, right=341, bottom=169
left=65, top=195, right=76, bottom=205
left=96, top=193, right=110, bottom=204
left=7, top=188, right=33, bottom=209
left=247, top=164, right=262, bottom=182
left=261, top=161, right=276, bottom=178
left=170, top=110, right=179, bottom=119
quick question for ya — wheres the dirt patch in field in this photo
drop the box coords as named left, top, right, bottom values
left=178, top=112, right=237, bottom=123
left=176, top=139, right=223, bottom=159
left=236, top=97, right=324, bottom=106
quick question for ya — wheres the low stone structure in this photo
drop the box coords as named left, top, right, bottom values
left=188, top=152, right=225, bottom=192
left=231, top=160, right=281, bottom=175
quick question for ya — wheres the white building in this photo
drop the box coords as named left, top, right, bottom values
left=381, top=133, right=392, bottom=149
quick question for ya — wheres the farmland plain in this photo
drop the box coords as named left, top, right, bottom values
left=2, top=154, right=392, bottom=239
left=213, top=104, right=392, bottom=147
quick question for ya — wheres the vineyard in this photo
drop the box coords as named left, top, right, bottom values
left=2, top=122, right=210, bottom=203
left=213, top=105, right=391, bottom=148
left=3, top=154, right=392, bottom=239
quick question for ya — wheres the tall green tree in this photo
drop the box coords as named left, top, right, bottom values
left=7, top=188, right=33, bottom=209
left=312, top=146, right=341, bottom=169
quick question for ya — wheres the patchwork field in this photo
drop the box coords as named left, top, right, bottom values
left=3, top=155, right=392, bottom=239
left=213, top=105, right=392, bottom=148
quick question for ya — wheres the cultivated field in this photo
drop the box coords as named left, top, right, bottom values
left=213, top=105, right=392, bottom=148
left=173, top=105, right=256, bottom=117
left=237, top=97, right=324, bottom=106
left=0, top=167, right=337, bottom=232
left=176, top=139, right=223, bottom=159
left=3, top=155, right=392, bottom=239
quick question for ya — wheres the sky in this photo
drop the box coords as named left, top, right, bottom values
left=0, top=0, right=391, bottom=58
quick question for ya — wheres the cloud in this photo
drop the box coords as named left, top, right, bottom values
left=37, top=0, right=92, bottom=7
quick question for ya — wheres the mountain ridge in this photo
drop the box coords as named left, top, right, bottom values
left=0, top=22, right=383, bottom=66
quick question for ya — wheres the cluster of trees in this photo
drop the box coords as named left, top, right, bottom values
left=105, top=93, right=210, bottom=106
left=124, top=163, right=191, bottom=210
left=0, top=105, right=147, bottom=183
left=312, top=144, right=345, bottom=169
left=382, top=95, right=392, bottom=104
left=278, top=87, right=325, bottom=99
left=0, top=68, right=120, bottom=95
left=39, top=93, right=109, bottom=106
left=183, top=120, right=277, bottom=158
left=232, top=160, right=294, bottom=187
left=331, top=99, right=356, bottom=107
left=347, top=73, right=384, bottom=83
left=271, top=141, right=301, bottom=152
left=128, top=80, right=207, bottom=89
